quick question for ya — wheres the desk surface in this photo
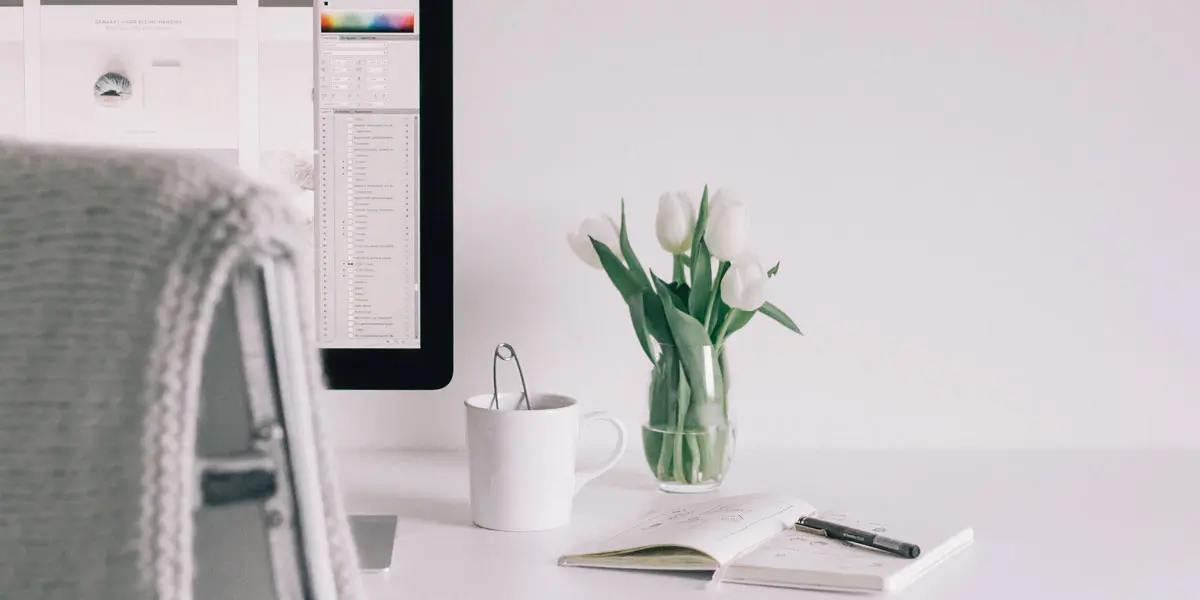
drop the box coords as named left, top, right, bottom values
left=337, top=448, right=1200, bottom=599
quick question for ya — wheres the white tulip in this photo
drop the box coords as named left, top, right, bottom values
left=567, top=214, right=623, bottom=269
left=654, top=190, right=697, bottom=254
left=705, top=188, right=749, bottom=262
left=721, top=255, right=768, bottom=311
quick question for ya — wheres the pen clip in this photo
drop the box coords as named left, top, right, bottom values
left=794, top=523, right=827, bottom=536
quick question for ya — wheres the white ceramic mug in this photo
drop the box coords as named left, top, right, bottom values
left=464, top=392, right=627, bottom=532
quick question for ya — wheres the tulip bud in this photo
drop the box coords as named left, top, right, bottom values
left=567, top=214, right=623, bottom=269
left=721, top=255, right=768, bottom=311
left=655, top=190, right=697, bottom=254
left=705, top=188, right=749, bottom=262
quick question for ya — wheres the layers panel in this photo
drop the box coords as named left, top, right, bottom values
left=315, top=1, right=419, bottom=349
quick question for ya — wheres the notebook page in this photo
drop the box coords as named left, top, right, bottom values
left=729, top=510, right=973, bottom=591
left=568, top=494, right=813, bottom=565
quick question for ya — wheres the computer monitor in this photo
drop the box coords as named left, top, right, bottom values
left=312, top=0, right=452, bottom=390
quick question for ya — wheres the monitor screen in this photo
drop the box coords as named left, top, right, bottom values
left=0, top=0, right=451, bottom=388
left=0, top=0, right=23, bottom=137
left=314, top=0, right=420, bottom=350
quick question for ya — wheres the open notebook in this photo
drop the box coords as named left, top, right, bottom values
left=558, top=493, right=974, bottom=593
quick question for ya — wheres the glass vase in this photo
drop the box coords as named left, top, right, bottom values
left=641, top=343, right=735, bottom=493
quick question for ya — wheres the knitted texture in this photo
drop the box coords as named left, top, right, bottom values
left=0, top=140, right=364, bottom=600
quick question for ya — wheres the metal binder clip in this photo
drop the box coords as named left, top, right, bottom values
left=490, top=343, right=532, bottom=410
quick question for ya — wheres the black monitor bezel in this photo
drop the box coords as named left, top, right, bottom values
left=318, top=0, right=453, bottom=390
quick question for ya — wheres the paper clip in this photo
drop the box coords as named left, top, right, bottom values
left=490, top=343, right=532, bottom=410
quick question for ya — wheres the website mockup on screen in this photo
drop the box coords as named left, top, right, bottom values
left=259, top=0, right=317, bottom=259
left=315, top=0, right=420, bottom=349
left=259, top=0, right=314, bottom=187
left=0, top=0, right=23, bottom=137
left=0, top=0, right=423, bottom=350
left=39, top=1, right=239, bottom=165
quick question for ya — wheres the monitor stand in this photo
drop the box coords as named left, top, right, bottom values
left=349, top=515, right=399, bottom=572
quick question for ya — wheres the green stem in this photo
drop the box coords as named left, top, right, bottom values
left=672, top=363, right=688, bottom=484
left=672, top=434, right=686, bottom=483
left=672, top=255, right=686, bottom=283
left=714, top=312, right=736, bottom=350
left=653, top=361, right=674, bottom=480
left=698, top=431, right=713, bottom=483
left=656, top=432, right=673, bottom=480
left=702, top=262, right=730, bottom=330
left=687, top=435, right=702, bottom=483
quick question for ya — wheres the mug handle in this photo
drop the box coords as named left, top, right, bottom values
left=574, top=410, right=628, bottom=494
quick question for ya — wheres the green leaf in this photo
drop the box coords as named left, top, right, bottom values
left=767, top=261, right=780, bottom=278
left=675, top=362, right=691, bottom=431
left=651, top=272, right=688, bottom=314
left=641, top=290, right=673, bottom=343
left=628, top=293, right=654, bottom=361
left=652, top=283, right=719, bottom=434
left=618, top=199, right=652, bottom=291
left=707, top=301, right=730, bottom=343
left=688, top=241, right=712, bottom=321
left=589, top=237, right=641, bottom=300
left=724, top=308, right=756, bottom=337
left=666, top=281, right=691, bottom=307
left=704, top=261, right=731, bottom=337
left=689, top=185, right=710, bottom=272
left=760, top=301, right=804, bottom=335
left=648, top=345, right=677, bottom=429
left=653, top=274, right=713, bottom=348
left=654, top=272, right=719, bottom=432
left=712, top=300, right=731, bottom=333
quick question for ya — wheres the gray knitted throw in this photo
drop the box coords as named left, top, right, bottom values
left=0, top=140, right=364, bottom=600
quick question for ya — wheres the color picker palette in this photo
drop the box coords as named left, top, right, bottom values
left=320, top=10, right=416, bottom=33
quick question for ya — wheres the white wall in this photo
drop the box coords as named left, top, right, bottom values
left=323, top=0, right=1200, bottom=451
left=3, top=0, right=1195, bottom=449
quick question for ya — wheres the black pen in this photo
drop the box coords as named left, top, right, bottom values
left=795, top=516, right=921, bottom=559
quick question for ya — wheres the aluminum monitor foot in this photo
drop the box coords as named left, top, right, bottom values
left=349, top=515, right=398, bottom=573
